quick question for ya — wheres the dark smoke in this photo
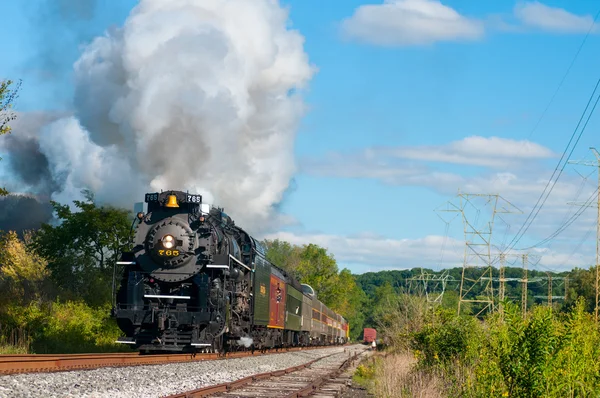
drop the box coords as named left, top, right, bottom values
left=1, top=112, right=63, bottom=195
left=0, top=195, right=53, bottom=236
left=4, top=137, right=56, bottom=194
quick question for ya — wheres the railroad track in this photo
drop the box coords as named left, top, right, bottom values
left=0, top=345, right=341, bottom=375
left=164, top=346, right=369, bottom=398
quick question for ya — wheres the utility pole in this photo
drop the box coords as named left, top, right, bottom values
left=547, top=272, right=552, bottom=307
left=437, top=192, right=521, bottom=316
left=568, top=147, right=600, bottom=323
left=499, top=254, right=506, bottom=312
left=522, top=254, right=528, bottom=317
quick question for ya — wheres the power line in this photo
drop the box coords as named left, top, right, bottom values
left=502, top=78, right=600, bottom=253
left=517, top=185, right=600, bottom=250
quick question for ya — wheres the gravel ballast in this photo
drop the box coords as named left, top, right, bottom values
left=0, top=345, right=364, bottom=398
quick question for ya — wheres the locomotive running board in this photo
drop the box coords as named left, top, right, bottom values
left=115, top=337, right=136, bottom=344
left=229, top=254, right=251, bottom=271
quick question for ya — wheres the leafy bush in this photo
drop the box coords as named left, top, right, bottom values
left=383, top=298, right=600, bottom=398
left=410, top=308, right=479, bottom=366
left=0, top=300, right=129, bottom=354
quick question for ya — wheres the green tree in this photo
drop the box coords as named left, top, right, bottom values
left=0, top=230, right=50, bottom=307
left=29, top=191, right=133, bottom=306
left=262, top=239, right=302, bottom=275
left=295, top=243, right=340, bottom=306
left=0, top=79, right=22, bottom=196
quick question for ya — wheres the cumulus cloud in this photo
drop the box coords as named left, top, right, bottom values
left=387, top=136, right=556, bottom=168
left=341, top=1, right=598, bottom=46
left=300, top=134, right=598, bottom=252
left=262, top=229, right=595, bottom=273
left=263, top=231, right=465, bottom=271
left=513, top=1, right=599, bottom=33
left=7, top=0, right=315, bottom=232
left=340, top=0, right=484, bottom=46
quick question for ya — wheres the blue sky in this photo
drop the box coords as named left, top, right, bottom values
left=2, top=0, right=600, bottom=274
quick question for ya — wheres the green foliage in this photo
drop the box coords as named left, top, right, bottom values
left=0, top=218, right=129, bottom=354
left=0, top=300, right=129, bottom=354
left=33, top=301, right=127, bottom=354
left=353, top=358, right=379, bottom=391
left=411, top=309, right=478, bottom=366
left=494, top=304, right=559, bottom=397
left=29, top=192, right=134, bottom=306
left=0, top=231, right=50, bottom=306
left=263, top=239, right=302, bottom=273
left=384, top=298, right=600, bottom=398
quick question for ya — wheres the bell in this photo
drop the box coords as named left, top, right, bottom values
left=165, top=194, right=179, bottom=208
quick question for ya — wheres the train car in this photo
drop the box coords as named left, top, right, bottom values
left=112, top=190, right=348, bottom=353
left=363, top=328, right=377, bottom=344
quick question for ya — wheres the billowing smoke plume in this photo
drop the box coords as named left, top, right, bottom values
left=1, top=112, right=64, bottom=196
left=8, top=0, right=314, bottom=231
left=0, top=195, right=53, bottom=235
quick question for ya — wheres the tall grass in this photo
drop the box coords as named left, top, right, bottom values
left=365, top=296, right=600, bottom=398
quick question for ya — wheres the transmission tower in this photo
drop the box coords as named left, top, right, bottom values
left=408, top=270, right=456, bottom=306
left=437, top=192, right=522, bottom=316
left=522, top=254, right=528, bottom=317
left=568, top=147, right=600, bottom=322
left=533, top=276, right=568, bottom=305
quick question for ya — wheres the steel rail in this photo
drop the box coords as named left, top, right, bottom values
left=163, top=347, right=366, bottom=398
left=0, top=345, right=341, bottom=375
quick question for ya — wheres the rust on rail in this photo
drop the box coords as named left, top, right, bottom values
left=163, top=348, right=365, bottom=398
left=0, top=345, right=338, bottom=375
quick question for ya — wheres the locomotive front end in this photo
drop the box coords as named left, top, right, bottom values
left=113, top=191, right=228, bottom=353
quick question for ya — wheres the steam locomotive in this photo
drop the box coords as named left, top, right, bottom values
left=112, top=190, right=348, bottom=353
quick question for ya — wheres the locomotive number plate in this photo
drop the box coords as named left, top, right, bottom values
left=158, top=249, right=180, bottom=257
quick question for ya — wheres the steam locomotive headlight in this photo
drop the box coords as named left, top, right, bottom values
left=162, top=235, right=175, bottom=249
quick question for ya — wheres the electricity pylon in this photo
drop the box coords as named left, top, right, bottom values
left=522, top=254, right=528, bottom=317
left=533, top=275, right=567, bottom=305
left=408, top=269, right=456, bottom=306
left=437, top=192, right=522, bottom=316
left=568, top=147, right=600, bottom=323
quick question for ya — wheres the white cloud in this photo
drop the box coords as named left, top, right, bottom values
left=262, top=231, right=465, bottom=271
left=301, top=136, right=556, bottom=180
left=300, top=135, right=598, bottom=259
left=514, top=1, right=599, bottom=33
left=340, top=0, right=484, bottom=46
left=386, top=136, right=556, bottom=168
left=261, top=230, right=595, bottom=274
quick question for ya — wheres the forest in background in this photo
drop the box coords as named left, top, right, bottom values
left=1, top=190, right=598, bottom=354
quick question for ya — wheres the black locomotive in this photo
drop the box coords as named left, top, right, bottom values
left=112, top=190, right=348, bottom=353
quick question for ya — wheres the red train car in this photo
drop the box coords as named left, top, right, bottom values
left=268, top=275, right=286, bottom=329
left=363, top=328, right=377, bottom=344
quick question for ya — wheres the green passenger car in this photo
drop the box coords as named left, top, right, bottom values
left=252, top=254, right=271, bottom=326
left=285, top=285, right=303, bottom=331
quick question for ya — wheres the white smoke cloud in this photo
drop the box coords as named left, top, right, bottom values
left=35, top=0, right=315, bottom=230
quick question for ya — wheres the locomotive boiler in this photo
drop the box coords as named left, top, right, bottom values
left=112, top=190, right=348, bottom=353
